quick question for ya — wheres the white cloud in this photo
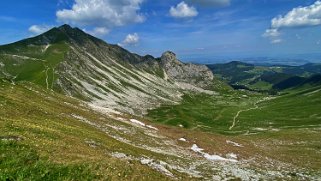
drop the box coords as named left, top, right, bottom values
left=170, top=1, right=198, bottom=18
left=262, top=29, right=282, bottom=44
left=263, top=1, right=321, bottom=44
left=118, top=33, right=139, bottom=46
left=86, top=27, right=110, bottom=37
left=271, top=39, right=282, bottom=44
left=187, top=0, right=230, bottom=7
left=28, top=25, right=52, bottom=35
left=262, top=28, right=280, bottom=38
left=56, top=0, right=145, bottom=29
left=271, top=1, right=321, bottom=29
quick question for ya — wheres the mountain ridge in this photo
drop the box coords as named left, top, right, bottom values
left=0, top=24, right=217, bottom=114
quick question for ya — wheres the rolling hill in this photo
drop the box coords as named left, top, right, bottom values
left=207, top=61, right=321, bottom=92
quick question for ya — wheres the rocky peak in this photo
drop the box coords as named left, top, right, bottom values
left=161, top=51, right=176, bottom=59
left=161, top=51, right=181, bottom=65
left=23, top=24, right=101, bottom=47
left=57, top=24, right=86, bottom=37
left=159, top=51, right=214, bottom=88
left=58, top=24, right=74, bottom=31
left=17, top=24, right=81, bottom=45
left=57, top=24, right=97, bottom=44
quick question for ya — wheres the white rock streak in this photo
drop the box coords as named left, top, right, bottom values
left=43, top=44, right=51, bottom=52
left=130, top=119, right=158, bottom=130
left=191, top=144, right=237, bottom=162
left=226, top=140, right=243, bottom=147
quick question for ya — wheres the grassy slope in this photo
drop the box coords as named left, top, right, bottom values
left=1, top=80, right=320, bottom=179
left=232, top=85, right=321, bottom=170
left=148, top=84, right=321, bottom=133
left=0, top=80, right=190, bottom=180
left=147, top=84, right=321, bottom=174
left=0, top=141, right=95, bottom=180
left=236, top=85, right=321, bottom=130
left=0, top=41, right=69, bottom=88
left=147, top=88, right=263, bottom=134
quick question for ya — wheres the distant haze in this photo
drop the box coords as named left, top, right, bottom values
left=180, top=53, right=321, bottom=66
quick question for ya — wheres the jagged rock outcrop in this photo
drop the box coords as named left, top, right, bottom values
left=161, top=51, right=214, bottom=88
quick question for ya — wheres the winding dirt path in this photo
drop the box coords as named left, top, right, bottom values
left=45, top=68, right=50, bottom=89
left=51, top=68, right=55, bottom=89
left=229, top=97, right=271, bottom=130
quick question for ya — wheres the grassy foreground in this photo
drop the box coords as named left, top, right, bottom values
left=0, top=141, right=95, bottom=180
left=1, top=79, right=321, bottom=179
left=0, top=80, right=187, bottom=180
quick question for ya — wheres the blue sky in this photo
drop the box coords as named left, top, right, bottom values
left=1, top=0, right=321, bottom=62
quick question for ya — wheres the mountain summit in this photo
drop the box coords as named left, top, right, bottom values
left=0, top=24, right=216, bottom=114
left=161, top=51, right=214, bottom=87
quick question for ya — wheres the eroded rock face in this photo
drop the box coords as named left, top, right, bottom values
left=161, top=51, right=214, bottom=88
